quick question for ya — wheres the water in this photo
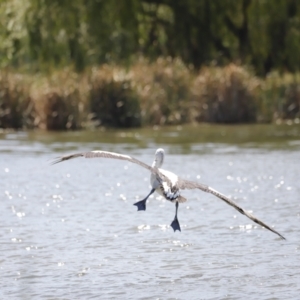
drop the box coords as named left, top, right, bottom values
left=1, top=124, right=300, bottom=299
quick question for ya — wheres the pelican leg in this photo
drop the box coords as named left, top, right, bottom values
left=170, top=202, right=181, bottom=232
left=133, top=188, right=155, bottom=211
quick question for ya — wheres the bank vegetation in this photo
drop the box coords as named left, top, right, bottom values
left=1, top=1, right=300, bottom=129
left=1, top=59, right=299, bottom=130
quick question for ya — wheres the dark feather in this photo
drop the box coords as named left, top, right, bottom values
left=177, top=178, right=285, bottom=240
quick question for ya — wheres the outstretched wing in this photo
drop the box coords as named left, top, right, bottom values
left=51, top=150, right=169, bottom=185
left=177, top=178, right=285, bottom=240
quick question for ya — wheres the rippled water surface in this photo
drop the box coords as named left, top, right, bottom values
left=1, top=124, right=300, bottom=299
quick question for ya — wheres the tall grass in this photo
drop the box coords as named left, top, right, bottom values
left=130, top=58, right=193, bottom=125
left=30, top=69, right=85, bottom=130
left=1, top=59, right=300, bottom=130
left=87, top=66, right=141, bottom=128
left=192, top=64, right=260, bottom=123
left=257, top=72, right=300, bottom=122
left=0, top=71, right=35, bottom=129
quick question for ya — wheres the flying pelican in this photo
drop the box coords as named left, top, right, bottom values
left=51, top=148, right=285, bottom=240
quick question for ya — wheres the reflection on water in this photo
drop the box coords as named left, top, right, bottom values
left=1, top=124, right=300, bottom=299
left=1, top=123, right=300, bottom=155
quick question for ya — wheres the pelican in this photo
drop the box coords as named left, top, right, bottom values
left=51, top=148, right=285, bottom=240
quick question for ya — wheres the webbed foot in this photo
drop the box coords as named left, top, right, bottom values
left=170, top=217, right=181, bottom=232
left=133, top=199, right=147, bottom=211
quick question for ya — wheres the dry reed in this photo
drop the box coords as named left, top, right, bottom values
left=192, top=64, right=260, bottom=123
left=130, top=57, right=193, bottom=125
left=258, top=72, right=300, bottom=122
left=0, top=71, right=35, bottom=129
left=1, top=60, right=299, bottom=130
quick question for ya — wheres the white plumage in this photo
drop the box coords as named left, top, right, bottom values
left=52, top=148, right=285, bottom=239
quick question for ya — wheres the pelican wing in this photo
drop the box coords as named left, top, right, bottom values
left=51, top=150, right=170, bottom=184
left=177, top=178, right=285, bottom=240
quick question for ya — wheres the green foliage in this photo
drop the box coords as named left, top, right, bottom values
left=1, top=0, right=300, bottom=74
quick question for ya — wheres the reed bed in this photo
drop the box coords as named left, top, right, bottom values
left=257, top=72, right=300, bottom=122
left=30, top=68, right=85, bottom=130
left=87, top=66, right=141, bottom=128
left=192, top=64, right=260, bottom=123
left=0, top=71, right=35, bottom=129
left=1, top=59, right=299, bottom=130
left=130, top=57, right=193, bottom=125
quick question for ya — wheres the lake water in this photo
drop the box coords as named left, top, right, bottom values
left=1, top=124, right=300, bottom=299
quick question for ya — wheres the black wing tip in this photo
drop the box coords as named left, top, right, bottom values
left=50, top=153, right=84, bottom=165
left=267, top=225, right=286, bottom=241
left=264, top=226, right=286, bottom=241
left=50, top=157, right=64, bottom=165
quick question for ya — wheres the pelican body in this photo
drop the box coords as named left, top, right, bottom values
left=52, top=148, right=285, bottom=240
left=133, top=148, right=185, bottom=231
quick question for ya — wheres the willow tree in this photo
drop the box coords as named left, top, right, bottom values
left=0, top=0, right=299, bottom=74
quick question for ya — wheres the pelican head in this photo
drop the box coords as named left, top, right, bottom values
left=153, top=148, right=164, bottom=168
